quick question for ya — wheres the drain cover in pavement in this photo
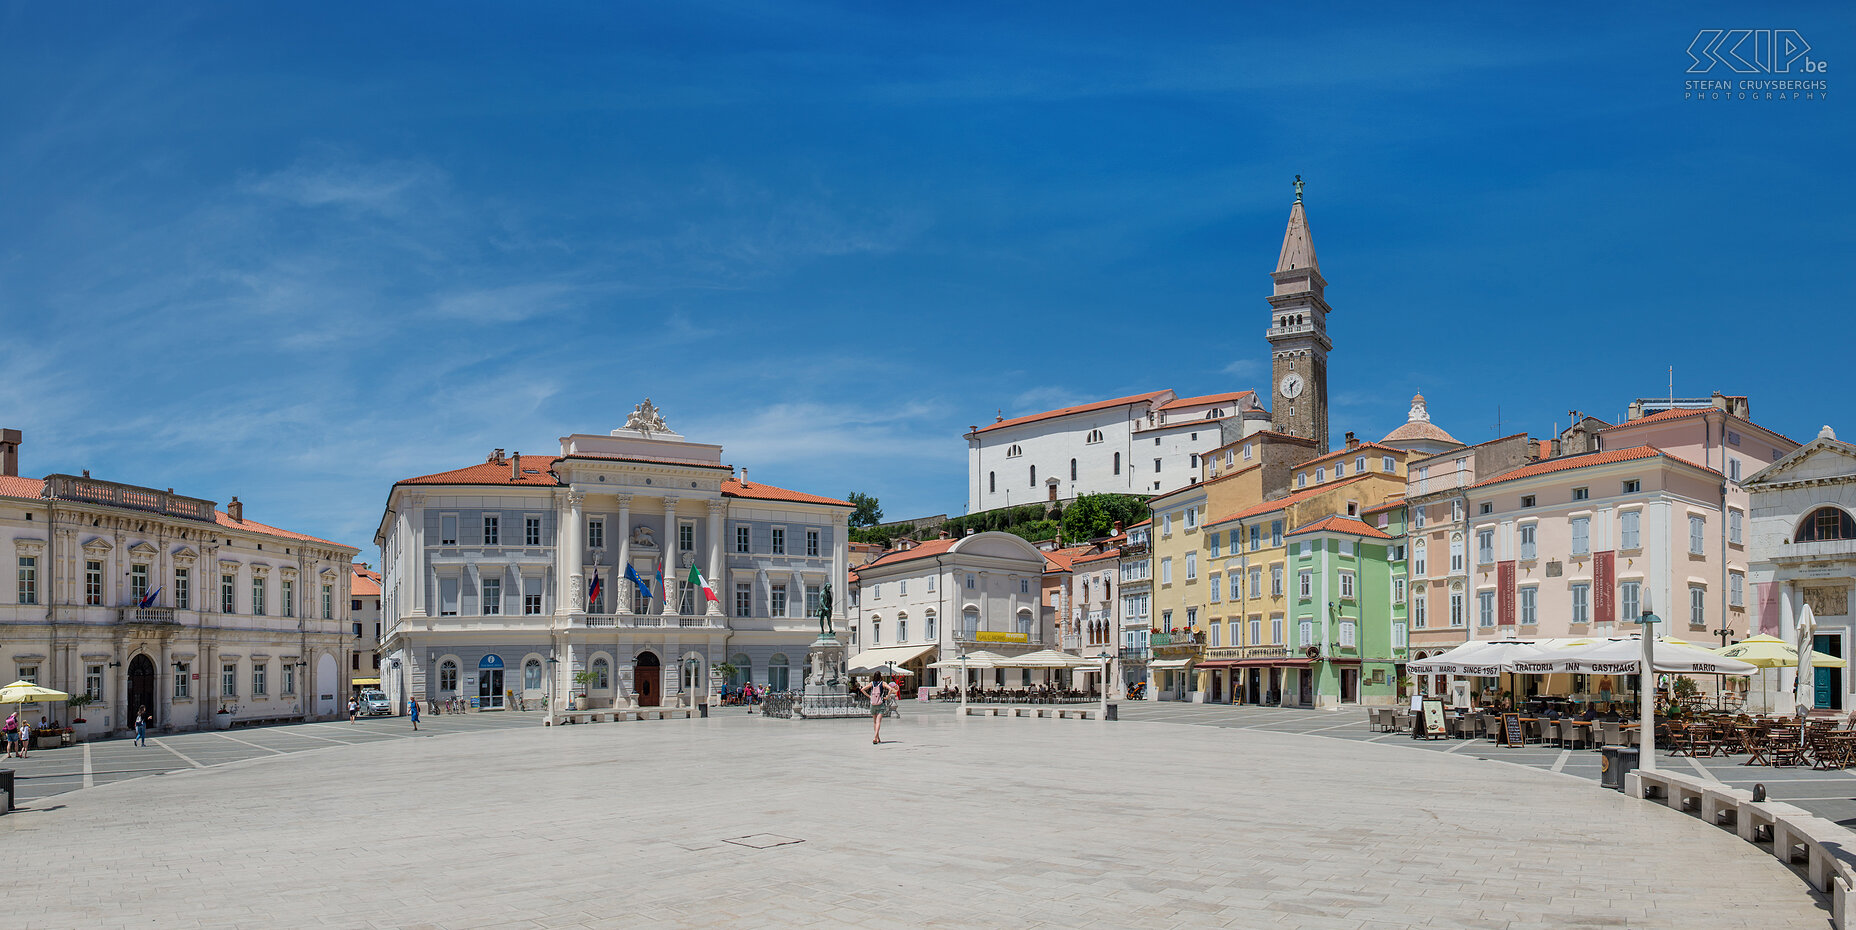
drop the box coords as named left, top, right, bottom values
left=723, top=833, right=804, bottom=849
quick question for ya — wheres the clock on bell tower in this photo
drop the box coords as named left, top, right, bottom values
left=1265, top=175, right=1331, bottom=453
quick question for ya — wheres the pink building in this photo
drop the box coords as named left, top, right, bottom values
left=1463, top=397, right=1796, bottom=647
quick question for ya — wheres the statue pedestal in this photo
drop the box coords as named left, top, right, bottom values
left=796, top=634, right=865, bottom=718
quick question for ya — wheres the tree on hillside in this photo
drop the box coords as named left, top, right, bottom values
left=1061, top=493, right=1150, bottom=543
left=847, top=492, right=883, bottom=529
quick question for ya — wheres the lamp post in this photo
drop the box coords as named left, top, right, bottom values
left=544, top=654, right=559, bottom=727
left=958, top=649, right=969, bottom=711
left=1639, top=596, right=1660, bottom=773
left=1096, top=650, right=1112, bottom=720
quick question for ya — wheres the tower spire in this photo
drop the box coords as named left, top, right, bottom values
left=1276, top=178, right=1319, bottom=275
left=1265, top=175, right=1332, bottom=454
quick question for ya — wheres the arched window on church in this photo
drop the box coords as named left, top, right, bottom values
left=1113, top=452, right=1120, bottom=475
left=1798, top=507, right=1856, bottom=542
left=1070, top=459, right=1077, bottom=481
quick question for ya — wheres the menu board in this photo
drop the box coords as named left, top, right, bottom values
left=1502, top=713, right=1524, bottom=748
left=1422, top=700, right=1447, bottom=738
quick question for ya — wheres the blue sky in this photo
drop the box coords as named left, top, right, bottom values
left=1, top=2, right=1850, bottom=553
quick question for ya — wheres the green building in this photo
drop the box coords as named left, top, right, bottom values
left=1284, top=506, right=1409, bottom=707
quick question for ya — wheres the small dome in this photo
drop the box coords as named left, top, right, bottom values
left=1381, top=391, right=1460, bottom=446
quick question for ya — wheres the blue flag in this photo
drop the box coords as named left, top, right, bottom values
left=139, top=586, right=163, bottom=609
left=624, top=563, right=652, bottom=602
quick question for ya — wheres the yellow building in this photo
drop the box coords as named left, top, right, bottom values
left=1200, top=446, right=1408, bottom=705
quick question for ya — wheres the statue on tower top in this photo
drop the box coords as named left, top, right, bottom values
left=625, top=398, right=669, bottom=434
left=1293, top=174, right=1304, bottom=203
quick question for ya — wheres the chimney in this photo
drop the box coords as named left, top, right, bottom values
left=1112, top=520, right=1124, bottom=535
left=1345, top=431, right=1359, bottom=451
left=0, top=428, right=19, bottom=477
left=489, top=448, right=505, bottom=465
left=510, top=452, right=521, bottom=481
left=938, top=529, right=951, bottom=540
left=739, top=467, right=750, bottom=488
left=228, top=496, right=243, bottom=522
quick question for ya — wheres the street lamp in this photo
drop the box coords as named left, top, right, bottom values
left=958, top=649, right=969, bottom=711
left=1639, top=595, right=1660, bottom=773
left=1096, top=650, right=1112, bottom=721
left=544, top=655, right=559, bottom=727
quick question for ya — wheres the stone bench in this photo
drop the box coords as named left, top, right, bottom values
left=1774, top=812, right=1856, bottom=895
left=961, top=706, right=1098, bottom=721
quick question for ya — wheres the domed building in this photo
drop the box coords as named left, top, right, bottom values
left=1380, top=393, right=1464, bottom=457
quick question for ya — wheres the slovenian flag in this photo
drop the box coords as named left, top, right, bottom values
left=139, top=586, right=162, bottom=609
left=587, top=569, right=603, bottom=609
left=687, top=564, right=718, bottom=605
left=624, top=563, right=652, bottom=602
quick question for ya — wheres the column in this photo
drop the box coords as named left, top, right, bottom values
left=661, top=498, right=680, bottom=616
left=980, top=572, right=991, bottom=635
left=408, top=494, right=427, bottom=617
left=158, top=638, right=172, bottom=732
left=832, top=515, right=848, bottom=627
left=615, top=495, right=632, bottom=615
left=559, top=489, right=584, bottom=616
left=706, top=501, right=725, bottom=617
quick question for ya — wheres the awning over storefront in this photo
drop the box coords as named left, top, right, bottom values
left=1149, top=658, right=1196, bottom=670
left=845, top=644, right=936, bottom=670
left=1229, top=658, right=1312, bottom=668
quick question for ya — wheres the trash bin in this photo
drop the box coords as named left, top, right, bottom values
left=1104, top=703, right=1118, bottom=721
left=1601, top=746, right=1639, bottom=791
left=0, top=768, right=13, bottom=813
left=698, top=703, right=708, bottom=718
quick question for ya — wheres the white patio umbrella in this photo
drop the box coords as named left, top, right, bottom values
left=1796, top=603, right=1818, bottom=720
left=1512, top=637, right=1757, bottom=676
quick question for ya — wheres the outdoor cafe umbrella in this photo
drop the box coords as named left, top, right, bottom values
left=1, top=681, right=72, bottom=730
left=846, top=663, right=914, bottom=677
left=1797, top=604, right=1819, bottom=720
left=1716, top=632, right=1846, bottom=713
left=1512, top=637, right=1757, bottom=676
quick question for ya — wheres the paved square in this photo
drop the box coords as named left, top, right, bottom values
left=0, top=708, right=1831, bottom=928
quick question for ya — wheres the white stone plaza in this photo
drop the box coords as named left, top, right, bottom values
left=0, top=708, right=1824, bottom=929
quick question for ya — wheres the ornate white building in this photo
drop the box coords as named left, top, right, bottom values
left=0, top=440, right=359, bottom=736
left=1748, top=425, right=1856, bottom=713
left=373, top=403, right=850, bottom=712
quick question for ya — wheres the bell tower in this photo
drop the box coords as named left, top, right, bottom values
left=1266, top=175, right=1332, bottom=453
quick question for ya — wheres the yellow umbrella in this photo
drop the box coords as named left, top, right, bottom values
left=1716, top=634, right=1846, bottom=668
left=0, top=680, right=71, bottom=704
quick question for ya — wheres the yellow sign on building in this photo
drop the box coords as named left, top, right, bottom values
left=975, top=631, right=1029, bottom=643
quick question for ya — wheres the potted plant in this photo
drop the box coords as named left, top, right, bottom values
left=66, top=694, right=95, bottom=741
left=571, top=671, right=597, bottom=710
left=215, top=704, right=234, bottom=729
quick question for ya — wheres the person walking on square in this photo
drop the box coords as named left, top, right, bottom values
left=2, top=712, right=15, bottom=758
left=408, top=696, right=420, bottom=732
left=134, top=707, right=148, bottom=746
left=347, top=697, right=358, bottom=723
left=15, top=717, right=29, bottom=758
left=859, top=675, right=889, bottom=744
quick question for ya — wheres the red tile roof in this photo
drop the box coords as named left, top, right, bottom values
left=352, top=565, right=382, bottom=596
left=1362, top=496, right=1406, bottom=515
left=1469, top=445, right=1710, bottom=489
left=720, top=479, right=851, bottom=507
left=1608, top=405, right=1800, bottom=446
left=395, top=456, right=565, bottom=487
left=1210, top=473, right=1374, bottom=525
left=1073, top=548, right=1122, bottom=565
left=0, top=475, right=46, bottom=500
left=213, top=510, right=353, bottom=549
left=0, top=475, right=351, bottom=548
left=1042, top=546, right=1097, bottom=573
left=973, top=391, right=1170, bottom=434
left=856, top=538, right=960, bottom=571
left=1156, top=391, right=1257, bottom=413
left=1288, top=515, right=1392, bottom=539
left=1298, top=442, right=1403, bottom=469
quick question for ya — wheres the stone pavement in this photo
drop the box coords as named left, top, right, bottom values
left=0, top=706, right=1829, bottom=929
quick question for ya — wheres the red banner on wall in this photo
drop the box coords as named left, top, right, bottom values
left=1594, top=551, right=1615, bottom=625
left=1498, top=561, right=1516, bottom=626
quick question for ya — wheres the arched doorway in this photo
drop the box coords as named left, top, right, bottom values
left=634, top=651, right=661, bottom=707
left=128, top=654, right=156, bottom=729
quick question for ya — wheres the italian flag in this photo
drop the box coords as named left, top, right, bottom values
left=688, top=564, right=718, bottom=605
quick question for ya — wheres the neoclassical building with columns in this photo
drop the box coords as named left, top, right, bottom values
left=373, top=403, right=850, bottom=713
left=0, top=453, right=359, bottom=736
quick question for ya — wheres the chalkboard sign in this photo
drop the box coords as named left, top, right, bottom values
left=1502, top=713, right=1523, bottom=748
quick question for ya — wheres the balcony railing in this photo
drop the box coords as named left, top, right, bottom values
left=119, top=607, right=178, bottom=624
left=1150, top=632, right=1204, bottom=647
left=46, top=475, right=216, bottom=522
left=1119, top=647, right=1150, bottom=661
left=1061, top=634, right=1080, bottom=650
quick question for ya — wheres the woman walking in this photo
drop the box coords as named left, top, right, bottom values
left=859, top=675, right=892, bottom=744
left=134, top=707, right=148, bottom=747
left=2, top=712, right=16, bottom=758
left=408, top=696, right=420, bottom=732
